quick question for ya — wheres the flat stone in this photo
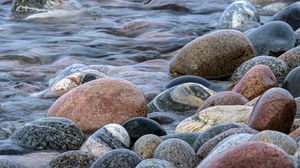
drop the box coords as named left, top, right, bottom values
left=133, top=134, right=162, bottom=159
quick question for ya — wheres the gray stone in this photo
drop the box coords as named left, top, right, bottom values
left=135, top=159, right=176, bottom=168
left=231, top=56, right=288, bottom=82
left=147, top=83, right=215, bottom=113
left=296, top=97, right=300, bottom=118
left=147, top=112, right=178, bottom=125
left=261, top=3, right=289, bottom=15
left=282, top=66, right=300, bottom=97
left=90, top=149, right=142, bottom=168
left=9, top=117, right=84, bottom=151
left=272, top=2, right=300, bottom=30
left=161, top=132, right=200, bottom=147
left=153, top=138, right=198, bottom=168
left=133, top=134, right=162, bottom=159
left=296, top=28, right=300, bottom=46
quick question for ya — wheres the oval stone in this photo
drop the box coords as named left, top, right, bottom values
left=133, top=134, right=162, bottom=159
left=169, top=30, right=256, bottom=79
left=47, top=78, right=147, bottom=133
left=272, top=3, right=300, bottom=30
left=232, top=65, right=277, bottom=100
left=197, top=91, right=248, bottom=112
left=136, top=159, right=176, bottom=168
left=282, top=66, right=300, bottom=97
left=48, top=151, right=96, bottom=168
left=279, top=46, right=300, bottom=71
left=248, top=87, right=296, bottom=133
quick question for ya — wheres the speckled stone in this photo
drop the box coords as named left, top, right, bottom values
left=122, top=117, right=166, bottom=146
left=9, top=117, right=84, bottom=151
left=248, top=87, right=296, bottom=133
left=0, top=157, right=20, bottom=168
left=169, top=30, right=256, bottom=79
left=196, top=127, right=258, bottom=160
left=161, top=132, right=200, bottom=147
left=279, top=46, right=300, bottom=70
left=218, top=1, right=259, bottom=30
left=153, top=138, right=198, bottom=168
left=90, top=149, right=142, bottom=168
left=192, top=123, right=243, bottom=152
left=47, top=78, right=147, bottom=133
left=147, top=83, right=215, bottom=113
left=198, top=133, right=253, bottom=167
left=136, top=159, right=176, bottom=168
left=272, top=3, right=300, bottom=30
left=199, top=142, right=295, bottom=168
left=175, top=105, right=253, bottom=133
left=232, top=65, right=277, bottom=100
left=246, top=21, right=295, bottom=56
left=133, top=134, right=162, bottom=159
left=197, top=91, right=248, bottom=112
left=231, top=56, right=288, bottom=82
left=147, top=112, right=177, bottom=125
left=250, top=130, right=297, bottom=155
left=80, top=124, right=130, bottom=157
left=282, top=67, right=300, bottom=97
left=48, top=151, right=96, bottom=168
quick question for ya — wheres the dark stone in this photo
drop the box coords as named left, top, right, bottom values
left=160, top=132, right=200, bottom=147
left=90, top=149, right=142, bottom=168
left=246, top=21, right=295, bottom=56
left=147, top=112, right=177, bottom=125
left=136, top=159, right=176, bottom=168
left=122, top=117, right=167, bottom=146
left=272, top=3, right=300, bottom=30
left=0, top=157, right=20, bottom=168
left=282, top=66, right=300, bottom=97
left=81, top=73, right=100, bottom=84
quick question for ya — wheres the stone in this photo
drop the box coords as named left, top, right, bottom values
left=175, top=105, right=253, bottom=133
left=245, top=96, right=260, bottom=106
left=135, top=159, right=176, bottom=168
left=147, top=83, right=215, bottom=113
left=279, top=46, right=300, bottom=71
left=122, top=117, right=167, bottom=146
left=248, top=87, right=296, bottom=133
left=232, top=65, right=277, bottom=100
left=192, top=123, right=243, bottom=152
left=0, top=157, right=20, bottom=168
left=47, top=78, right=147, bottom=133
left=147, top=112, right=177, bottom=125
left=272, top=3, right=300, bottom=30
left=250, top=130, right=297, bottom=155
left=249, top=0, right=297, bottom=6
left=133, top=134, right=162, bottom=159
left=169, top=30, right=256, bottom=79
left=262, top=3, right=289, bottom=15
left=48, top=151, right=96, bottom=168
left=9, top=117, right=84, bottom=151
left=161, top=132, right=200, bottom=147
left=196, top=127, right=258, bottom=160
left=197, top=91, right=248, bottom=112
left=198, top=133, right=253, bottom=167
left=144, top=91, right=160, bottom=104
left=231, top=56, right=288, bottom=82
left=296, top=28, right=300, bottom=46
left=289, top=126, right=300, bottom=139
left=218, top=1, right=260, bottom=30
left=80, top=124, right=130, bottom=157
left=164, top=75, right=226, bottom=92
left=199, top=142, right=295, bottom=168
left=90, top=149, right=142, bottom=168
left=246, top=21, right=295, bottom=56
left=153, top=138, right=198, bottom=168
left=282, top=66, right=300, bottom=97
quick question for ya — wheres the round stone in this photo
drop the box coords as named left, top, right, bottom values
left=161, top=132, right=200, bottom=147
left=250, top=130, right=297, bottom=155
left=80, top=124, right=130, bottom=157
left=122, top=117, right=167, bottom=146
left=9, top=117, right=84, bottom=151
left=135, top=159, right=176, bottom=168
left=147, top=83, right=215, bottom=113
left=232, top=65, right=277, bottom=100
left=231, top=56, right=288, bottom=82
left=90, top=149, right=142, bottom=168
left=199, top=142, right=295, bottom=168
left=218, top=0, right=260, bottom=30
left=47, top=77, right=147, bottom=133
left=282, top=66, right=300, bottom=97
left=248, top=87, right=296, bottom=133
left=153, top=138, right=198, bottom=168
left=0, top=157, right=20, bottom=168
left=272, top=2, right=300, bottom=30
left=169, top=29, right=256, bottom=79
left=279, top=46, right=300, bottom=71
left=175, top=105, right=253, bottom=133
left=133, top=134, right=162, bottom=159
left=246, top=21, right=295, bottom=56
left=48, top=150, right=96, bottom=168
left=197, top=91, right=249, bottom=112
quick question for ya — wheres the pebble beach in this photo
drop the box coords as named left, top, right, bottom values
left=1, top=0, right=300, bottom=167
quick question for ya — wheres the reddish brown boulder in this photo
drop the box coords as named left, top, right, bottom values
left=279, top=46, right=300, bottom=71
left=247, top=87, right=296, bottom=133
left=47, top=78, right=147, bottom=133
left=197, top=91, right=248, bottom=112
left=199, top=142, right=294, bottom=168
left=232, top=65, right=277, bottom=100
